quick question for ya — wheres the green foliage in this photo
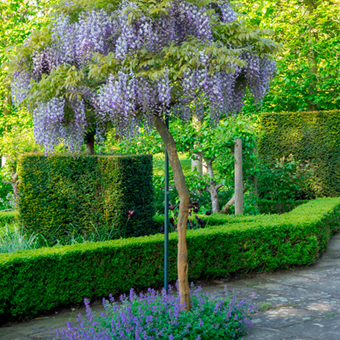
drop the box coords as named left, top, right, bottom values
left=0, top=210, right=19, bottom=228
left=117, top=115, right=259, bottom=212
left=0, top=0, right=53, bottom=126
left=1, top=197, right=339, bottom=320
left=258, top=110, right=340, bottom=197
left=0, top=225, right=40, bottom=253
left=239, top=0, right=340, bottom=112
left=17, top=154, right=155, bottom=242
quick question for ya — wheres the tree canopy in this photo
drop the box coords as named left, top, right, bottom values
left=7, top=0, right=279, bottom=153
left=240, top=0, right=340, bottom=112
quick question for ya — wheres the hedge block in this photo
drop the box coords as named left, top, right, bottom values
left=17, top=154, right=155, bottom=240
left=258, top=110, right=340, bottom=196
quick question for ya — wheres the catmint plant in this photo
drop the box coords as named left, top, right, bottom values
left=57, top=284, right=256, bottom=339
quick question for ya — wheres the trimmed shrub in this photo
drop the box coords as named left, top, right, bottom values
left=17, top=154, right=155, bottom=240
left=0, top=210, right=19, bottom=228
left=0, top=198, right=339, bottom=321
left=258, top=110, right=340, bottom=197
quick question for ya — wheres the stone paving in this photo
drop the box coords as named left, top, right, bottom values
left=1, top=233, right=340, bottom=340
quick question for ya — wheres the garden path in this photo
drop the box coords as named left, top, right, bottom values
left=1, top=233, right=340, bottom=340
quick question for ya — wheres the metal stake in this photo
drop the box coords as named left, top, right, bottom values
left=164, top=116, right=169, bottom=294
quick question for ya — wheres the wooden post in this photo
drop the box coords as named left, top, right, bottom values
left=234, top=138, right=243, bottom=215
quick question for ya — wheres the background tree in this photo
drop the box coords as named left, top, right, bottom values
left=8, top=0, right=279, bottom=309
left=239, top=0, right=340, bottom=112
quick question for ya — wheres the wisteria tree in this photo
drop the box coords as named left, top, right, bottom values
left=7, top=0, right=279, bottom=310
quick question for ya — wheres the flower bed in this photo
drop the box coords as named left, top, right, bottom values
left=57, top=286, right=255, bottom=340
left=0, top=198, right=339, bottom=321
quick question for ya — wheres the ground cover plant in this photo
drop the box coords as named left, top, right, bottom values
left=57, top=285, right=256, bottom=339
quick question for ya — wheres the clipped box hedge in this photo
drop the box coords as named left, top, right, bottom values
left=17, top=154, right=155, bottom=240
left=258, top=110, right=340, bottom=197
left=1, top=198, right=339, bottom=321
left=0, top=210, right=19, bottom=229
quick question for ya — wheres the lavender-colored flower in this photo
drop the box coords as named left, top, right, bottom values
left=10, top=0, right=276, bottom=157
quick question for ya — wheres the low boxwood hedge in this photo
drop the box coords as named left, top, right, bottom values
left=0, top=198, right=339, bottom=321
left=0, top=210, right=19, bottom=229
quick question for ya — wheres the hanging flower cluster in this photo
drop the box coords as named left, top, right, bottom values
left=10, top=0, right=278, bottom=153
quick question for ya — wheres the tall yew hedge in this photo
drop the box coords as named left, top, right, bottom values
left=258, top=110, right=340, bottom=197
left=17, top=154, right=155, bottom=240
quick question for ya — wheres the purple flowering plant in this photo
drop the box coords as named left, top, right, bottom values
left=57, top=283, right=256, bottom=339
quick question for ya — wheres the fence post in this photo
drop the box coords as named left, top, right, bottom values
left=235, top=138, right=243, bottom=215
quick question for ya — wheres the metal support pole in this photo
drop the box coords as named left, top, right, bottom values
left=234, top=138, right=243, bottom=215
left=164, top=116, right=169, bottom=294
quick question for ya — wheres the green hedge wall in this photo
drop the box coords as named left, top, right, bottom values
left=258, top=110, right=340, bottom=197
left=1, top=198, right=339, bottom=321
left=17, top=154, right=155, bottom=240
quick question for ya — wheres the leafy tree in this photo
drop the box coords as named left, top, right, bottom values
left=239, top=0, right=340, bottom=112
left=7, top=0, right=279, bottom=309
left=0, top=0, right=53, bottom=120
left=185, top=116, right=257, bottom=213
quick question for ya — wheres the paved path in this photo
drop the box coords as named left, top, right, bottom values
left=1, top=233, right=340, bottom=340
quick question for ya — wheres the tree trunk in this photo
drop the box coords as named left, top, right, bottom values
left=85, top=133, right=95, bottom=155
left=206, top=160, right=220, bottom=213
left=154, top=116, right=191, bottom=311
left=220, top=186, right=248, bottom=214
left=4, top=169, right=19, bottom=201
left=234, top=138, right=243, bottom=215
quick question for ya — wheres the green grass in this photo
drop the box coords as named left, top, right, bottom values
left=153, top=152, right=192, bottom=175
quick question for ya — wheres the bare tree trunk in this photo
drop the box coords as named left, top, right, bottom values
left=206, top=160, right=221, bottom=213
left=85, top=133, right=95, bottom=155
left=154, top=116, right=191, bottom=311
left=4, top=170, right=19, bottom=199
left=234, top=138, right=243, bottom=215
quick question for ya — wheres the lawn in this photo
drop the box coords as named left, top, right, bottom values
left=153, top=152, right=192, bottom=176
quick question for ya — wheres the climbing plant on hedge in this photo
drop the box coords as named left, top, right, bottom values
left=258, top=110, right=340, bottom=197
left=18, top=154, right=155, bottom=241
